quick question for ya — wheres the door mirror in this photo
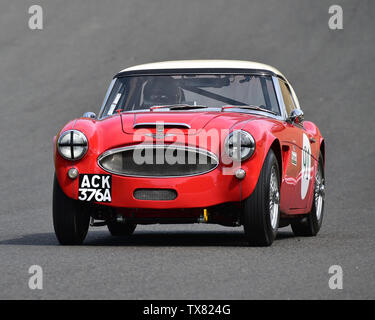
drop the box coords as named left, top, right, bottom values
left=82, top=112, right=97, bottom=119
left=288, top=109, right=304, bottom=124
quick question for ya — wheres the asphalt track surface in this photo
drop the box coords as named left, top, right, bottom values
left=0, top=0, right=374, bottom=299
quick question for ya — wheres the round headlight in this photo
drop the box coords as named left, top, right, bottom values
left=224, top=130, right=255, bottom=161
left=57, top=130, right=88, bottom=160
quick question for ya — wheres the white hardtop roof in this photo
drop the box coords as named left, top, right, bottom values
left=119, top=60, right=286, bottom=78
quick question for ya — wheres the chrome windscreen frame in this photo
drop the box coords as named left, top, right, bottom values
left=97, top=144, right=219, bottom=178
left=98, top=71, right=291, bottom=120
left=98, top=78, right=116, bottom=119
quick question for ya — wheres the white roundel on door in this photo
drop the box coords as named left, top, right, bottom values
left=301, top=133, right=312, bottom=200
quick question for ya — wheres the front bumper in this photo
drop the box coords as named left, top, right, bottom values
left=56, top=163, right=243, bottom=209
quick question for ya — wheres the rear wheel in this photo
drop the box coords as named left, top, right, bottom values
left=53, top=174, right=90, bottom=245
left=291, top=154, right=325, bottom=236
left=107, top=221, right=136, bottom=236
left=242, top=149, right=280, bottom=246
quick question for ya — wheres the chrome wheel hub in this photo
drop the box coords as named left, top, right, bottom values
left=269, top=167, right=280, bottom=230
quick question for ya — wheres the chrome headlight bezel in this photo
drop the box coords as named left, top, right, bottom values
left=57, top=130, right=88, bottom=161
left=224, top=130, right=256, bottom=162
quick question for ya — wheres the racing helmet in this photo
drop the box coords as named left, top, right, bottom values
left=142, top=77, right=184, bottom=107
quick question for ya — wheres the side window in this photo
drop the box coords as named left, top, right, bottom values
left=278, top=79, right=296, bottom=116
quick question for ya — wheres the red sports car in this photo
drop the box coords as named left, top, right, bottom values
left=53, top=60, right=325, bottom=246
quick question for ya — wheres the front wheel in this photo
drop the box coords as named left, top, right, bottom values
left=53, top=175, right=90, bottom=245
left=291, top=154, right=325, bottom=236
left=242, top=149, right=280, bottom=246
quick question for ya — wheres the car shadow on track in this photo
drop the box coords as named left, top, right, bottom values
left=0, top=230, right=295, bottom=247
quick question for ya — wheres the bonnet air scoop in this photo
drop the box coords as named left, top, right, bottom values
left=133, top=122, right=191, bottom=129
left=121, top=112, right=222, bottom=134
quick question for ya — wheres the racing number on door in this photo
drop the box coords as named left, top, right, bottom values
left=301, top=133, right=311, bottom=200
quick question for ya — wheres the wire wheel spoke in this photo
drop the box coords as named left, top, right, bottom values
left=269, top=166, right=279, bottom=229
left=315, top=165, right=324, bottom=220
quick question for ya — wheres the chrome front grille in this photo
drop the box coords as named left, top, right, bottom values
left=98, top=144, right=219, bottom=177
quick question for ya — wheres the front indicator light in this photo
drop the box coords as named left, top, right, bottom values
left=68, top=168, right=79, bottom=179
left=235, top=168, right=246, bottom=180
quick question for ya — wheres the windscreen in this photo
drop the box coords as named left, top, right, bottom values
left=100, top=74, right=280, bottom=117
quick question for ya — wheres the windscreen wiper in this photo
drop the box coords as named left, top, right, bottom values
left=221, top=105, right=277, bottom=115
left=150, top=104, right=207, bottom=111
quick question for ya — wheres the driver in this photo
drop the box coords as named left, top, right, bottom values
left=142, top=77, right=183, bottom=107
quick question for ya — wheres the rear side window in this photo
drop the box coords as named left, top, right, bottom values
left=278, top=79, right=296, bottom=116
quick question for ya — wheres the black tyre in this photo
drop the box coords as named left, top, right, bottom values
left=243, top=149, right=280, bottom=246
left=53, top=174, right=90, bottom=245
left=291, top=154, right=325, bottom=236
left=107, top=221, right=136, bottom=236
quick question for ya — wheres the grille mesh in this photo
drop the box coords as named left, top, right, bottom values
left=134, top=188, right=177, bottom=200
left=98, top=145, right=218, bottom=177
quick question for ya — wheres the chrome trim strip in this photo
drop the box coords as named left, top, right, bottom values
left=133, top=122, right=191, bottom=129
left=97, top=144, right=219, bottom=178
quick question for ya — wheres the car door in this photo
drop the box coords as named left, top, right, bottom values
left=277, top=79, right=312, bottom=211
